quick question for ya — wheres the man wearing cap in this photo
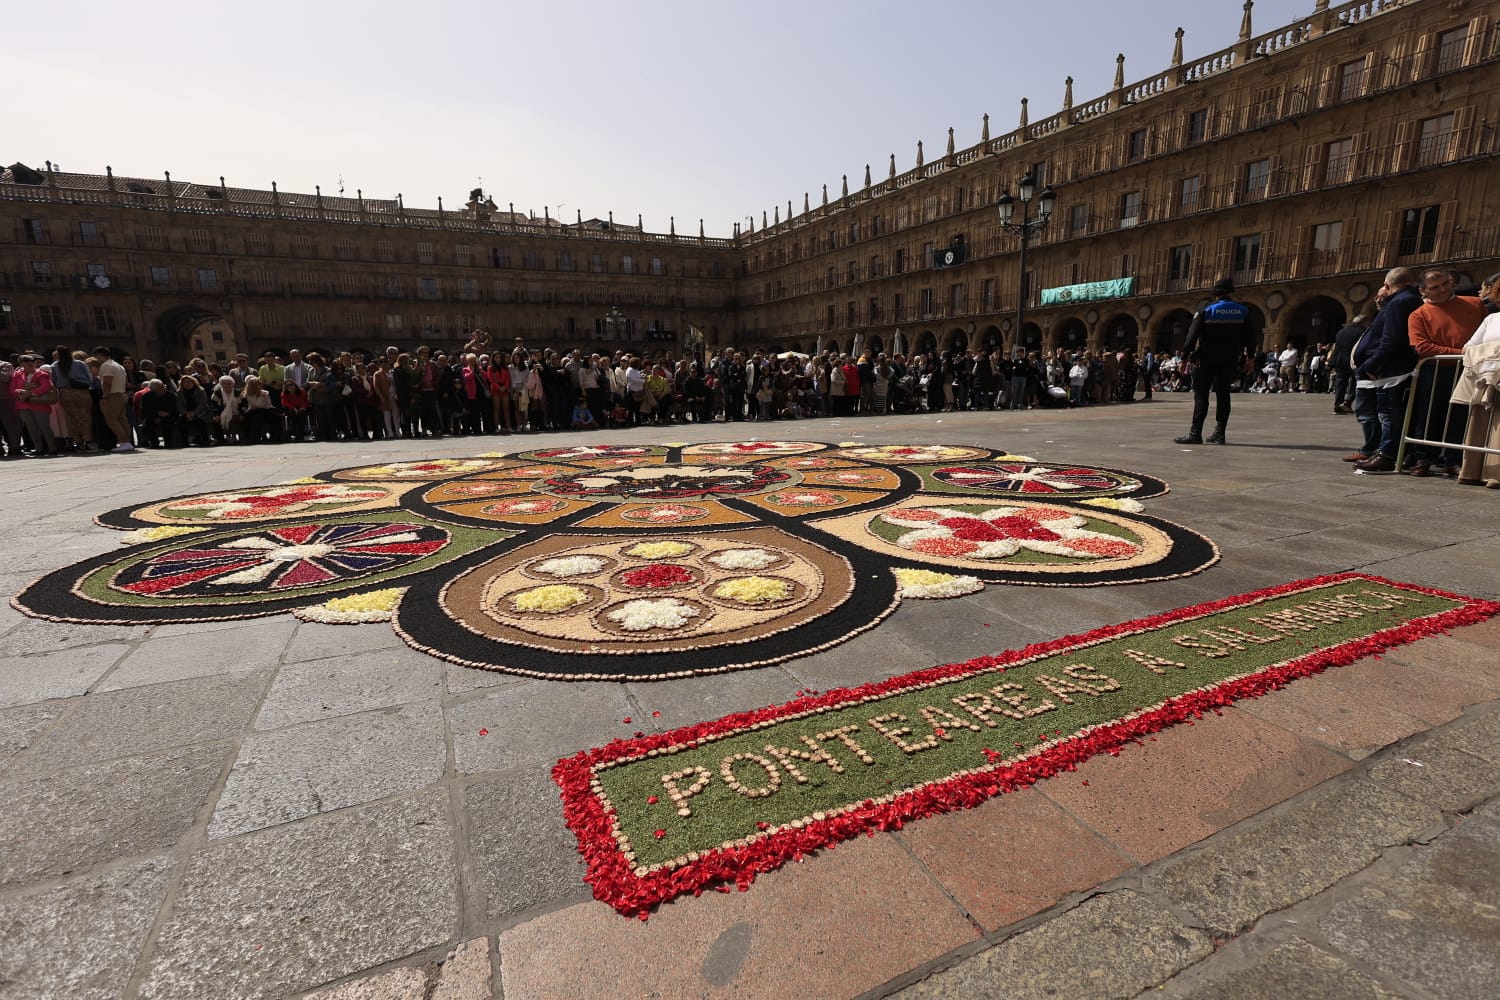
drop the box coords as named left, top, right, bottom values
left=1174, top=278, right=1261, bottom=445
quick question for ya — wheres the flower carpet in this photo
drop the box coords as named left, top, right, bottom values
left=553, top=573, right=1500, bottom=916
left=11, top=442, right=1218, bottom=681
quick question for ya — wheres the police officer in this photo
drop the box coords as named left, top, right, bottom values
left=1174, top=277, right=1262, bottom=445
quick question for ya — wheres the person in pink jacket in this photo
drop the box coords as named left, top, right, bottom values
left=12, top=354, right=61, bottom=457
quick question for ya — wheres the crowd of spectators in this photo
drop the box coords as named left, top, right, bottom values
left=3, top=300, right=1491, bottom=465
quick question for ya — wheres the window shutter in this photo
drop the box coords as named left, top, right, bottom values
left=1435, top=199, right=1460, bottom=257
left=1352, top=131, right=1372, bottom=179
left=1375, top=210, right=1396, bottom=269
left=1452, top=106, right=1477, bottom=158
left=1260, top=229, right=1277, bottom=282
left=1303, top=143, right=1324, bottom=191
left=1463, top=17, right=1487, bottom=66
left=1215, top=237, right=1235, bottom=276
left=1391, top=121, right=1415, bottom=172
left=1410, top=32, right=1433, bottom=80
left=1290, top=226, right=1309, bottom=277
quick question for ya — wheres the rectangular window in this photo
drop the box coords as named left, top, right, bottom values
left=949, top=283, right=965, bottom=314
left=261, top=310, right=280, bottom=328
left=189, top=228, right=212, bottom=252
left=894, top=248, right=906, bottom=274
left=1436, top=26, right=1469, bottom=74
left=1242, top=158, right=1271, bottom=202
left=558, top=251, right=574, bottom=272
left=385, top=313, right=404, bottom=331
left=255, top=270, right=276, bottom=292
left=922, top=242, right=935, bottom=268
left=459, top=278, right=477, bottom=301
left=30, top=261, right=52, bottom=284
left=1119, top=191, right=1142, bottom=228
left=419, top=277, right=439, bottom=299
left=417, top=242, right=434, bottom=264
left=197, top=268, right=218, bottom=290
left=1417, top=113, right=1457, bottom=166
left=1339, top=59, right=1367, bottom=102
left=383, top=277, right=402, bottom=297
left=1178, top=175, right=1202, bottom=213
left=87, top=263, right=107, bottom=280
left=291, top=235, right=314, bottom=258
left=344, top=313, right=364, bottom=331
left=869, top=297, right=881, bottom=321
left=244, top=233, right=269, bottom=256
left=847, top=301, right=858, bottom=326
left=1187, top=109, right=1208, bottom=145
left=919, top=287, right=934, bottom=319
left=847, top=260, right=858, bottom=282
left=39, top=305, right=65, bottom=331
left=982, top=278, right=996, bottom=311
left=870, top=255, right=883, bottom=278
left=872, top=215, right=884, bottom=236
left=1398, top=205, right=1440, bottom=257
left=1030, top=162, right=1049, bottom=188
left=339, top=273, right=359, bottom=295
left=94, top=306, right=118, bottom=331
left=1324, top=137, right=1355, bottom=184
left=377, top=241, right=395, bottom=263
left=1311, top=221, right=1343, bottom=268
left=1249, top=86, right=1280, bottom=127
left=150, top=265, right=170, bottom=286
left=335, top=240, right=356, bottom=261
left=590, top=253, right=604, bottom=273
left=826, top=266, right=836, bottom=289
left=1232, top=234, right=1262, bottom=284
left=23, top=218, right=47, bottom=244
left=78, top=221, right=102, bottom=246
left=650, top=257, right=664, bottom=276
left=140, top=225, right=165, bottom=249
left=893, top=293, right=905, bottom=323
left=1117, top=254, right=1134, bottom=279
left=620, top=255, right=635, bottom=274
left=848, top=222, right=859, bottom=243
left=1169, top=245, right=1193, bottom=291
left=454, top=244, right=473, bottom=266
left=1127, top=129, right=1147, bottom=163
left=1069, top=203, right=1088, bottom=236
left=304, top=312, right=324, bottom=329
left=521, top=248, right=540, bottom=269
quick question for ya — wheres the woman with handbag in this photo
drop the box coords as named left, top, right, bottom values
left=14, top=354, right=62, bottom=456
left=51, top=346, right=95, bottom=452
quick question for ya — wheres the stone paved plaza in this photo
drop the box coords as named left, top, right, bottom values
left=2, top=392, right=1497, bottom=1000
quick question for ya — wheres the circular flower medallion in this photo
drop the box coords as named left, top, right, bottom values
left=109, top=522, right=450, bottom=599
left=619, top=503, right=711, bottom=525
left=541, top=464, right=791, bottom=502
left=926, top=463, right=1151, bottom=498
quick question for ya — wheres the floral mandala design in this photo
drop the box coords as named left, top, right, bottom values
left=15, top=442, right=1216, bottom=680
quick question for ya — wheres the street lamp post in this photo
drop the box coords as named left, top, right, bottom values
left=996, top=174, right=1057, bottom=357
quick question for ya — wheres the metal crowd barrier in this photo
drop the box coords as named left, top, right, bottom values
left=1395, top=353, right=1500, bottom=482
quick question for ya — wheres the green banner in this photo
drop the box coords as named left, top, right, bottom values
left=1040, top=276, right=1136, bottom=306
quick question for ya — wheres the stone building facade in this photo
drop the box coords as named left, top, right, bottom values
left=2, top=0, right=1497, bottom=365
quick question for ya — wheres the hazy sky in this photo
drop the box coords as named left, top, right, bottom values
left=7, top=0, right=1313, bottom=236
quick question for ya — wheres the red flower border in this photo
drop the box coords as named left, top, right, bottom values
left=553, top=572, right=1499, bottom=918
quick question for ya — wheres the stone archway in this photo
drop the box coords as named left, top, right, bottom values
left=1056, top=317, right=1089, bottom=353
left=867, top=335, right=885, bottom=355
left=915, top=330, right=938, bottom=355
left=980, top=325, right=1002, bottom=353
left=1101, top=313, right=1139, bottom=351
left=157, top=305, right=241, bottom=365
left=1283, top=295, right=1347, bottom=350
left=1152, top=309, right=1195, bottom=354
left=946, top=328, right=968, bottom=353
left=1018, top=322, right=1042, bottom=352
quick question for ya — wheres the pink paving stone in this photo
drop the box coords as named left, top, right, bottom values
left=1235, top=667, right=1432, bottom=759
left=1316, top=650, right=1500, bottom=727
left=498, top=833, right=976, bottom=1000
left=1041, top=706, right=1351, bottom=865
left=1376, top=631, right=1500, bottom=693
left=899, top=787, right=1131, bottom=932
left=431, top=938, right=492, bottom=1000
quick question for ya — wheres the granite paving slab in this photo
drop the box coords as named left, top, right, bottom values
left=254, top=647, right=444, bottom=730
left=0, top=745, right=226, bottom=887
left=139, top=791, right=459, bottom=1000
left=97, top=624, right=293, bottom=691
left=0, top=855, right=177, bottom=1000
left=0, top=642, right=130, bottom=710
left=466, top=768, right=591, bottom=923
left=209, top=700, right=447, bottom=839
left=19, top=671, right=268, bottom=771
